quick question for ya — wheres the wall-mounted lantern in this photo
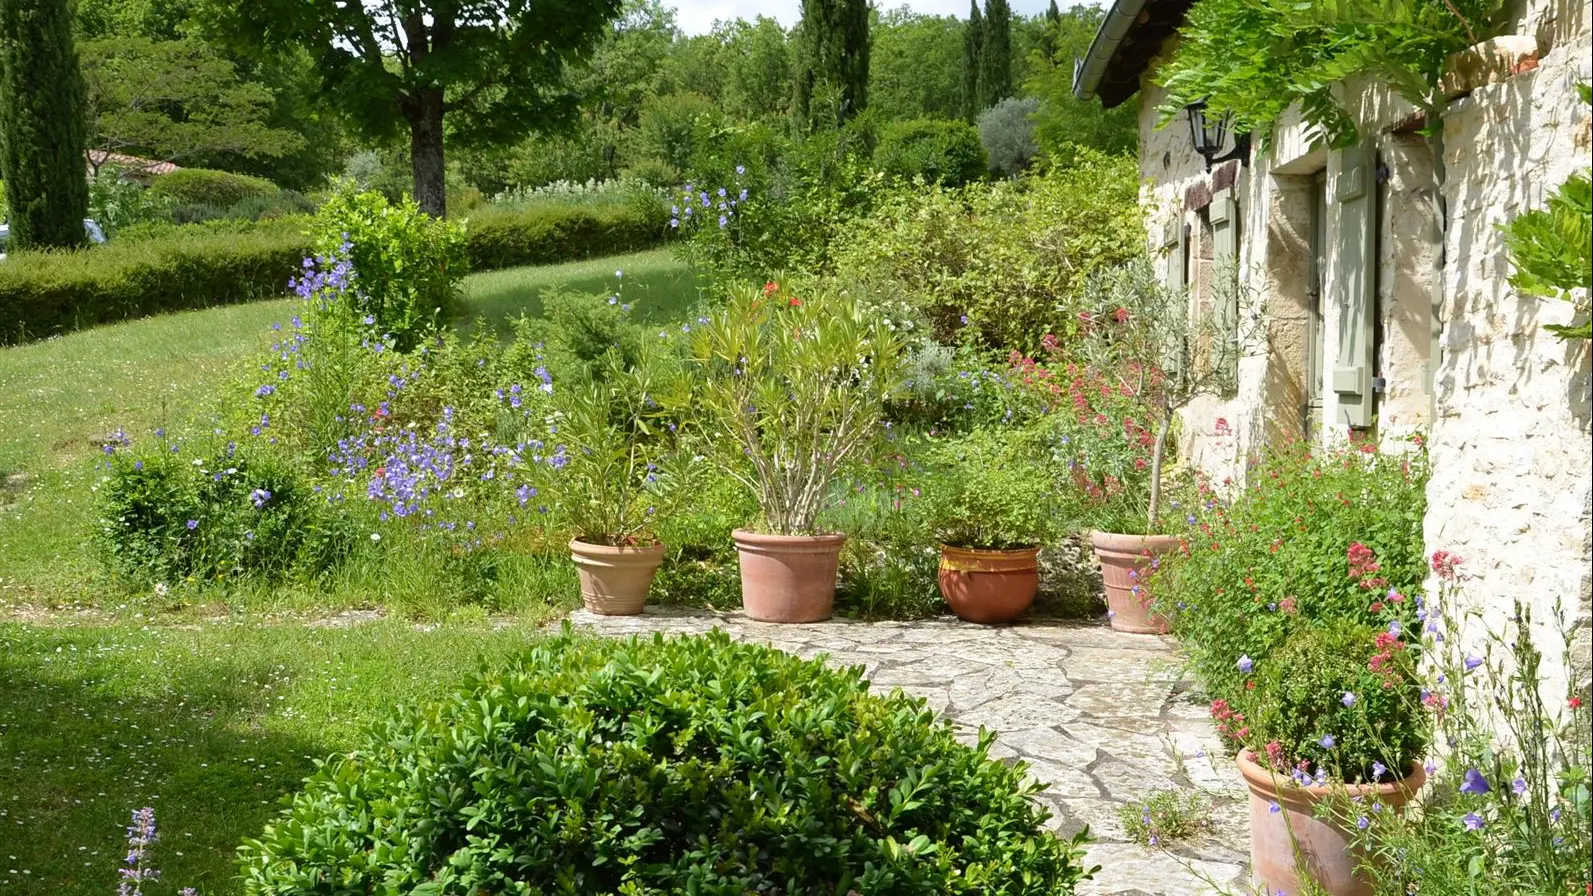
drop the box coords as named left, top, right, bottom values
left=1186, top=99, right=1252, bottom=172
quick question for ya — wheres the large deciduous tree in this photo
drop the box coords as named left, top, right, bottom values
left=0, top=0, right=91, bottom=249
left=206, top=0, right=622, bottom=216
left=792, top=0, right=869, bottom=132
left=870, top=8, right=964, bottom=122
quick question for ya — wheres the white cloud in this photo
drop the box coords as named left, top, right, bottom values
left=662, top=1, right=1090, bottom=36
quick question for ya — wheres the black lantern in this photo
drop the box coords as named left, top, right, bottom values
left=1186, top=99, right=1251, bottom=172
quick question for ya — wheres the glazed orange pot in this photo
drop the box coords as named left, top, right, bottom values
left=1090, top=530, right=1179, bottom=634
left=570, top=539, right=667, bottom=616
left=937, top=544, right=1040, bottom=624
left=732, top=529, right=846, bottom=623
left=1237, top=749, right=1426, bottom=896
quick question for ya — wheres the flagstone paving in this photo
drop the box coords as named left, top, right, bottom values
left=567, top=607, right=1252, bottom=896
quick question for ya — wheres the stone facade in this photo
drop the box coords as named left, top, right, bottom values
left=1132, top=2, right=1592, bottom=694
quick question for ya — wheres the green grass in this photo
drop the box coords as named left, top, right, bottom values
left=0, top=248, right=691, bottom=610
left=0, top=620, right=549, bottom=895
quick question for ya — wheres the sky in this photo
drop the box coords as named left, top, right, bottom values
left=663, top=1, right=1098, bottom=37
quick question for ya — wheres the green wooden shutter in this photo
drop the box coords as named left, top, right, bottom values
left=1209, top=187, right=1239, bottom=374
left=1331, top=144, right=1377, bottom=429
left=1163, top=219, right=1187, bottom=380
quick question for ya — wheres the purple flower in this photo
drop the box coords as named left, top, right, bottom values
left=1372, top=761, right=1387, bottom=780
left=1462, top=812, right=1484, bottom=831
left=1237, top=655, right=1254, bottom=674
left=1464, top=654, right=1483, bottom=671
left=1356, top=816, right=1369, bottom=830
left=1460, top=768, right=1491, bottom=794
left=1342, top=691, right=1357, bottom=708
left=1387, top=619, right=1402, bottom=636
left=185, top=519, right=199, bottom=530
left=1319, top=734, right=1336, bottom=749
left=1268, top=801, right=1280, bottom=814
left=1512, top=777, right=1527, bottom=795
left=735, top=164, right=746, bottom=175
left=255, top=384, right=276, bottom=398
left=250, top=488, right=272, bottom=508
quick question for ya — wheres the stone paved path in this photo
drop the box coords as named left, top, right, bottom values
left=567, top=607, right=1252, bottom=896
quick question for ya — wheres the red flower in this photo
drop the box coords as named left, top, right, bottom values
left=788, top=296, right=802, bottom=307
left=762, top=280, right=779, bottom=296
left=1572, top=696, right=1584, bottom=709
left=1113, top=306, right=1130, bottom=323
left=1431, top=550, right=1464, bottom=580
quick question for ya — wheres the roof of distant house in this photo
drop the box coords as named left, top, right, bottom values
left=1072, top=0, right=1196, bottom=108
left=86, top=151, right=181, bottom=176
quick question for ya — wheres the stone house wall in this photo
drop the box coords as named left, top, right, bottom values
left=1132, top=1, right=1592, bottom=696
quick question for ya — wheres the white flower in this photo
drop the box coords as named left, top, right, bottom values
left=370, top=532, right=382, bottom=542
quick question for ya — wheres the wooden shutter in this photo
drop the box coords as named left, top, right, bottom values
left=1209, top=187, right=1239, bottom=375
left=1331, top=144, right=1377, bottom=429
left=1163, top=219, right=1188, bottom=380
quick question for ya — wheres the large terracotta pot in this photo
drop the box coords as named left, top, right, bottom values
left=937, top=544, right=1040, bottom=624
left=1090, top=530, right=1180, bottom=634
left=1237, top=749, right=1426, bottom=896
left=570, top=539, right=666, bottom=616
left=732, top=529, right=846, bottom=623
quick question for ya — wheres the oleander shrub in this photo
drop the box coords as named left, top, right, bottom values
left=875, top=118, right=988, bottom=187
left=239, top=629, right=1096, bottom=894
left=147, top=167, right=281, bottom=207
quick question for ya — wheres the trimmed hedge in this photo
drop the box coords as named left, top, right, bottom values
left=0, top=200, right=668, bottom=345
left=465, top=200, right=666, bottom=270
left=147, top=168, right=281, bottom=207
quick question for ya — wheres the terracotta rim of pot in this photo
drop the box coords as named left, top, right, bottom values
left=939, top=544, right=1040, bottom=572
left=569, top=538, right=667, bottom=559
left=1089, top=530, right=1182, bottom=556
left=731, top=529, right=848, bottom=551
left=1236, top=749, right=1427, bottom=811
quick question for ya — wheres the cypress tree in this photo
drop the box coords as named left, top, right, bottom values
left=979, top=0, right=1013, bottom=109
left=1042, top=0, right=1062, bottom=62
left=0, top=0, right=90, bottom=250
left=792, top=0, right=870, bottom=132
left=962, top=1, right=984, bottom=120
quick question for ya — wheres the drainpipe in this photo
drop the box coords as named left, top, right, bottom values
left=1072, top=0, right=1154, bottom=101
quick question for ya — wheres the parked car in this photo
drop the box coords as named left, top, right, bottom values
left=0, top=219, right=107, bottom=260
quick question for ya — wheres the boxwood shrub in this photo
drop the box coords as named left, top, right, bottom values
left=238, top=629, right=1096, bottom=894
left=147, top=167, right=281, bottom=207
left=0, top=202, right=668, bottom=346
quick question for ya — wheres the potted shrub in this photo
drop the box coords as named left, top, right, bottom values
left=684, top=280, right=903, bottom=623
left=920, top=429, right=1064, bottom=623
left=1226, top=618, right=1427, bottom=896
left=524, top=352, right=689, bottom=616
left=1056, top=257, right=1256, bottom=633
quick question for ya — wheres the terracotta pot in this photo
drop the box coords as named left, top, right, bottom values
left=570, top=539, right=666, bottom=616
left=937, top=544, right=1040, bottom=624
left=1237, top=749, right=1426, bottom=896
left=732, top=529, right=846, bottom=623
left=1090, top=530, right=1180, bottom=634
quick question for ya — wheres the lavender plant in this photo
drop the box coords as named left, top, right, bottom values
left=116, top=807, right=197, bottom=896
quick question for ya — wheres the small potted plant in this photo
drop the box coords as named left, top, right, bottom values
left=525, top=352, right=688, bottom=616
left=684, top=279, right=903, bottom=623
left=1226, top=618, right=1427, bottom=896
left=920, top=429, right=1064, bottom=623
left=1056, top=257, right=1256, bottom=633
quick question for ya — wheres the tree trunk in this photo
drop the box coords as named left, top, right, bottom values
left=408, top=88, right=447, bottom=218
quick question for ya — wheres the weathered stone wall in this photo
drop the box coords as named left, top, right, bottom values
left=1426, top=8, right=1593, bottom=701
left=1133, top=2, right=1592, bottom=697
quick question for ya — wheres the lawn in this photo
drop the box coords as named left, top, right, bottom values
left=0, top=248, right=694, bottom=612
left=0, top=619, right=549, bottom=894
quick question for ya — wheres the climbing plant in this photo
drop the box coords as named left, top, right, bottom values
left=1154, top=0, right=1504, bottom=146
left=1500, top=85, right=1592, bottom=341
